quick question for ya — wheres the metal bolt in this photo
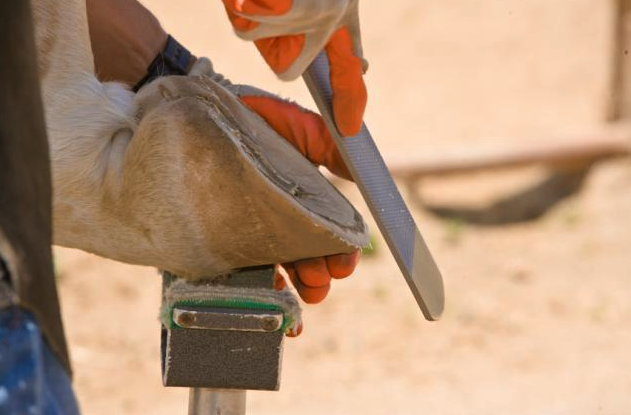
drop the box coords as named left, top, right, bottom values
left=177, top=312, right=196, bottom=327
left=260, top=316, right=281, bottom=332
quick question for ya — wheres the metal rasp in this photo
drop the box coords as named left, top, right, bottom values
left=303, top=52, right=445, bottom=321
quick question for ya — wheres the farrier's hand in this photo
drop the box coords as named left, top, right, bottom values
left=221, top=0, right=367, bottom=137
left=237, top=91, right=361, bottom=313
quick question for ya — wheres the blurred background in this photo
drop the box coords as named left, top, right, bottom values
left=55, top=0, right=631, bottom=414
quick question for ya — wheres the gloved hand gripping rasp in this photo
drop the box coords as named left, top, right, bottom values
left=221, top=0, right=367, bottom=137
left=221, top=0, right=445, bottom=320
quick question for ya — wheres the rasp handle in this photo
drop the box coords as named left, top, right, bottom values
left=302, top=52, right=445, bottom=320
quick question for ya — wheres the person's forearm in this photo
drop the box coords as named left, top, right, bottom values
left=86, top=0, right=168, bottom=85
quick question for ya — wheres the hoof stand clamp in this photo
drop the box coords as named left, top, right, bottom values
left=161, top=266, right=295, bottom=414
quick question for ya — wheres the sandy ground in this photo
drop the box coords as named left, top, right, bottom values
left=54, top=1, right=631, bottom=414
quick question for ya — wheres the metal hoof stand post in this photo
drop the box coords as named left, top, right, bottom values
left=161, top=266, right=284, bottom=415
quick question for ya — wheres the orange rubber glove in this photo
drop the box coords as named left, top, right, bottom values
left=276, top=252, right=359, bottom=337
left=221, top=0, right=368, bottom=137
left=239, top=93, right=361, bottom=314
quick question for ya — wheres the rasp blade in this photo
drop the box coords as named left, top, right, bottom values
left=303, top=52, right=445, bottom=320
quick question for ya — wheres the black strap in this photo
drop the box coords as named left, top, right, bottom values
left=133, top=35, right=192, bottom=92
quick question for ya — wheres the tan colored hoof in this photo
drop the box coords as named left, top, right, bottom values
left=136, top=76, right=369, bottom=278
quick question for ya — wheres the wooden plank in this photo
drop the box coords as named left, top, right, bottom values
left=388, top=132, right=630, bottom=180
left=608, top=0, right=631, bottom=120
